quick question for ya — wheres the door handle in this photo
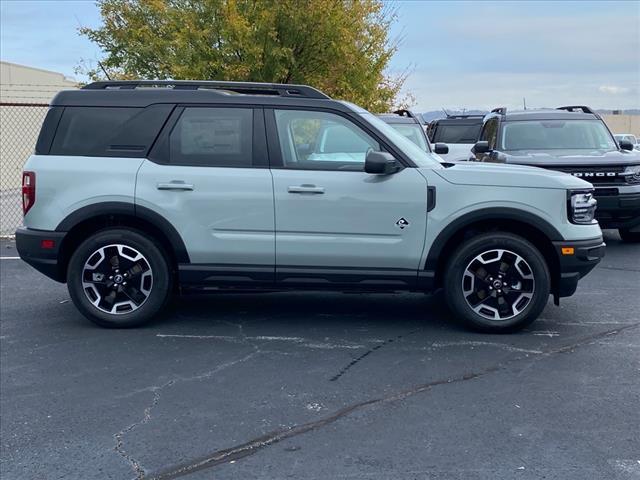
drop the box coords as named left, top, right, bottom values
left=157, top=181, right=194, bottom=191
left=288, top=185, right=325, bottom=194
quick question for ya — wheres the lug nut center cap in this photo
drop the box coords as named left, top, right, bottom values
left=492, top=279, right=503, bottom=289
left=113, top=274, right=124, bottom=284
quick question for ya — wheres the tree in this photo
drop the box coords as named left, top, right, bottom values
left=79, top=0, right=410, bottom=112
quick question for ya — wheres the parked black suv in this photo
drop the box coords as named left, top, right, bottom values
left=471, top=106, right=640, bottom=242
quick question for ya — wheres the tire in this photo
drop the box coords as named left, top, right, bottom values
left=619, top=228, right=640, bottom=243
left=444, top=232, right=550, bottom=333
left=67, top=228, right=172, bottom=328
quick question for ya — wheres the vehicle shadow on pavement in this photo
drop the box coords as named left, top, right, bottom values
left=162, top=289, right=464, bottom=333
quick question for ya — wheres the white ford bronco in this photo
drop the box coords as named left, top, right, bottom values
left=16, top=81, right=605, bottom=332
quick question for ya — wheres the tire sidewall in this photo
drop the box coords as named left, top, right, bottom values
left=444, top=233, right=550, bottom=333
left=67, top=228, right=171, bottom=328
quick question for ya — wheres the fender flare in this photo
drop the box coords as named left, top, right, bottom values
left=424, top=207, right=563, bottom=270
left=55, top=201, right=190, bottom=263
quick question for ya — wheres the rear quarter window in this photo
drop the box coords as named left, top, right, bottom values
left=49, top=105, right=173, bottom=157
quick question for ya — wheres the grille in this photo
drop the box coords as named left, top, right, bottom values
left=547, top=165, right=628, bottom=185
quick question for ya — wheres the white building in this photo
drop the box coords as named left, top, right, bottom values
left=0, top=61, right=78, bottom=234
left=1, top=60, right=78, bottom=103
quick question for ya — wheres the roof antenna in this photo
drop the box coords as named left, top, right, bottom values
left=523, top=97, right=527, bottom=110
left=98, top=61, right=112, bottom=81
left=442, top=108, right=450, bottom=118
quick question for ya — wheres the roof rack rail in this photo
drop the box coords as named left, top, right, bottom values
left=491, top=107, right=507, bottom=115
left=556, top=105, right=595, bottom=114
left=81, top=80, right=330, bottom=99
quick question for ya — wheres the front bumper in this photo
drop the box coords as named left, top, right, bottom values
left=553, top=236, right=605, bottom=298
left=594, top=188, right=640, bottom=230
left=15, top=227, right=67, bottom=283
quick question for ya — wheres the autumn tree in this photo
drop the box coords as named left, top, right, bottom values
left=80, top=0, right=409, bottom=112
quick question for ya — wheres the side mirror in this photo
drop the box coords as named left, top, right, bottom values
left=473, top=141, right=490, bottom=154
left=364, top=151, right=400, bottom=175
left=619, top=139, right=634, bottom=151
left=434, top=143, right=449, bottom=154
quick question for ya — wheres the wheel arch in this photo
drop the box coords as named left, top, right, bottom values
left=56, top=202, right=189, bottom=282
left=427, top=208, right=562, bottom=293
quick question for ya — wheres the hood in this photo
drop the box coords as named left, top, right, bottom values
left=431, top=161, right=591, bottom=190
left=499, top=149, right=640, bottom=167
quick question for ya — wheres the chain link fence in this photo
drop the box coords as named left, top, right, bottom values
left=0, top=102, right=49, bottom=235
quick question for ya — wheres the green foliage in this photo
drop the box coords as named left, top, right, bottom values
left=80, top=0, right=410, bottom=112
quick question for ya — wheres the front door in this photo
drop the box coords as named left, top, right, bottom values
left=267, top=108, right=429, bottom=287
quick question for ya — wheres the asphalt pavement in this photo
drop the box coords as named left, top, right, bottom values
left=1, top=230, right=639, bottom=480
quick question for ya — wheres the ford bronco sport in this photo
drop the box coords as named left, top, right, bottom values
left=471, top=106, right=640, bottom=242
left=16, top=81, right=604, bottom=332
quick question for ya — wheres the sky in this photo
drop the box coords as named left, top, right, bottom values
left=1, top=0, right=639, bottom=111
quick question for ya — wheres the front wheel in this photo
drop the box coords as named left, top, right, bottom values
left=444, top=232, right=550, bottom=333
left=67, top=228, right=171, bottom=328
left=619, top=228, right=640, bottom=243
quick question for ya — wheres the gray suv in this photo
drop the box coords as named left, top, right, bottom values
left=471, top=106, right=640, bottom=242
left=16, top=81, right=604, bottom=332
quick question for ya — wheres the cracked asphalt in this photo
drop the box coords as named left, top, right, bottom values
left=1, top=230, right=639, bottom=480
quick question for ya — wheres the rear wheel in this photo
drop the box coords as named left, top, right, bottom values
left=619, top=228, right=640, bottom=243
left=67, top=228, right=171, bottom=328
left=444, top=232, right=550, bottom=333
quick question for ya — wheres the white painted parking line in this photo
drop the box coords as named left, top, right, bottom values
left=0, top=257, right=20, bottom=260
left=531, top=330, right=560, bottom=338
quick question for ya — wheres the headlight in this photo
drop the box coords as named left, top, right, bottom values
left=568, top=190, right=597, bottom=224
left=621, top=165, right=640, bottom=185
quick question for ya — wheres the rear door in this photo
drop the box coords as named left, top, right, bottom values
left=135, top=106, right=275, bottom=285
left=267, top=108, right=429, bottom=288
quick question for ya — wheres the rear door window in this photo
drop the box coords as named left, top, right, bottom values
left=169, top=107, right=253, bottom=167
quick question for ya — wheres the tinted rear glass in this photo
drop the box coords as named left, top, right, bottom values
left=50, top=105, right=172, bottom=157
left=431, top=123, right=482, bottom=143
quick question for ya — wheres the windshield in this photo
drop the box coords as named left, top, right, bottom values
left=360, top=113, right=442, bottom=168
left=501, top=120, right=617, bottom=151
left=431, top=123, right=481, bottom=144
left=387, top=124, right=430, bottom=152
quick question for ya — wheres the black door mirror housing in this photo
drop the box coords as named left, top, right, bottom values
left=619, top=139, right=634, bottom=151
left=364, top=151, right=400, bottom=175
left=434, top=143, right=449, bottom=155
left=473, top=140, right=490, bottom=154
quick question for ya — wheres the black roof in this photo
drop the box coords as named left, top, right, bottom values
left=486, top=105, right=599, bottom=122
left=51, top=80, right=344, bottom=109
